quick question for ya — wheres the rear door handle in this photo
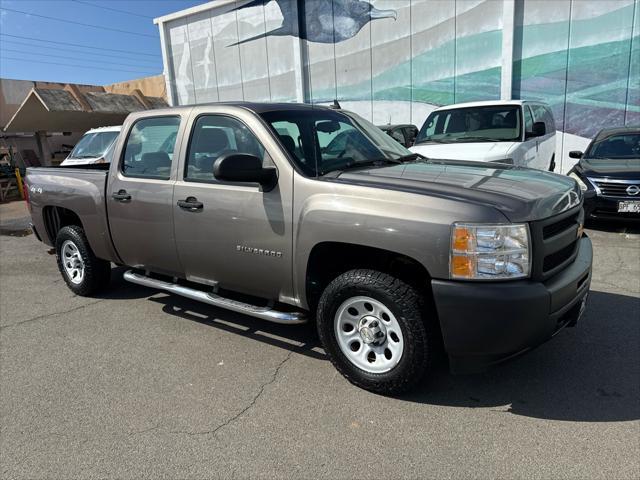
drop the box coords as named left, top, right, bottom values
left=112, top=190, right=131, bottom=201
left=177, top=196, right=203, bottom=211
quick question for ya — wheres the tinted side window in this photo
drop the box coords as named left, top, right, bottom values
left=186, top=115, right=266, bottom=182
left=389, top=128, right=405, bottom=145
left=273, top=121, right=306, bottom=164
left=122, top=117, right=180, bottom=179
left=531, top=105, right=552, bottom=133
left=403, top=127, right=417, bottom=145
left=544, top=107, right=555, bottom=130
left=523, top=106, right=534, bottom=135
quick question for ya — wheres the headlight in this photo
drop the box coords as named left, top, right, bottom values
left=569, top=172, right=588, bottom=192
left=450, top=223, right=530, bottom=280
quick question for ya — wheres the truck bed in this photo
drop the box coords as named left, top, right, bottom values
left=25, top=166, right=118, bottom=262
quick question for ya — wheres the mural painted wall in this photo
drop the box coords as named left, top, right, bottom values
left=161, top=0, right=639, bottom=172
left=513, top=0, right=639, bottom=169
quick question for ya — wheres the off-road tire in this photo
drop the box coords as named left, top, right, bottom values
left=55, top=225, right=111, bottom=296
left=317, top=269, right=433, bottom=395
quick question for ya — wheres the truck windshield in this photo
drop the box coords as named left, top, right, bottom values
left=259, top=109, right=413, bottom=177
left=68, top=131, right=119, bottom=159
left=585, top=133, right=640, bottom=159
left=415, top=105, right=522, bottom=144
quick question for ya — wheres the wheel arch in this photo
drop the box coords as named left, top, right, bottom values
left=304, top=241, right=433, bottom=312
left=42, top=206, right=84, bottom=244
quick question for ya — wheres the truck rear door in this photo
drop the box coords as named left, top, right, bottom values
left=106, top=115, right=185, bottom=276
left=171, top=107, right=293, bottom=300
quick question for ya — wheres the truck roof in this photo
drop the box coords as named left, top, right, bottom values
left=431, top=99, right=548, bottom=112
left=129, top=102, right=334, bottom=119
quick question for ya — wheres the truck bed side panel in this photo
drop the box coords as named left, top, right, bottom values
left=25, top=167, right=120, bottom=263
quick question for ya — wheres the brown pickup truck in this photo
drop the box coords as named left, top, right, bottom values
left=25, top=103, right=592, bottom=394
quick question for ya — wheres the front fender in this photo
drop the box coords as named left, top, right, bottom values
left=292, top=181, right=508, bottom=309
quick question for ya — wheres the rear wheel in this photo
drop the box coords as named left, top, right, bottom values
left=317, top=269, right=433, bottom=394
left=55, top=225, right=111, bottom=296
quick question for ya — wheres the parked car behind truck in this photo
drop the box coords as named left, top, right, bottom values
left=411, top=100, right=556, bottom=171
left=60, top=125, right=121, bottom=166
left=568, top=126, right=640, bottom=219
left=25, top=103, right=592, bottom=394
left=377, top=124, right=418, bottom=148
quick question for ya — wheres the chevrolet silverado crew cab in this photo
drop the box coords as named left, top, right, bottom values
left=25, top=103, right=592, bottom=394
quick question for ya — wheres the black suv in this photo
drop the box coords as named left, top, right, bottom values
left=568, top=126, right=640, bottom=220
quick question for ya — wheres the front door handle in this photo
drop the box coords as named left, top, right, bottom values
left=177, top=196, right=203, bottom=211
left=112, top=189, right=131, bottom=201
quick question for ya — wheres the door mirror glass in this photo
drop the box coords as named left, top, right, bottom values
left=213, top=153, right=277, bottom=190
left=569, top=150, right=584, bottom=159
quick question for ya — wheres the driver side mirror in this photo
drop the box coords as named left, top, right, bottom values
left=527, top=121, right=546, bottom=139
left=213, top=153, right=277, bottom=191
left=569, top=150, right=584, bottom=159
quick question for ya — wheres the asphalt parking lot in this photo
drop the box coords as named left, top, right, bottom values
left=1, top=212, right=638, bottom=479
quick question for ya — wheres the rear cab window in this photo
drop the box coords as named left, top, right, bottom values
left=121, top=117, right=181, bottom=180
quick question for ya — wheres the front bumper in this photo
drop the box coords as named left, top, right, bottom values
left=584, top=195, right=640, bottom=220
left=432, top=235, right=592, bottom=373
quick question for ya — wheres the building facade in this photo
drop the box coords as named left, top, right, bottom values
left=155, top=0, right=639, bottom=172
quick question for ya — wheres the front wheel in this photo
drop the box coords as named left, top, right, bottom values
left=317, top=269, right=433, bottom=395
left=55, top=225, right=111, bottom=296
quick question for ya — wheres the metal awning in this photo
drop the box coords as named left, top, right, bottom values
left=3, top=87, right=167, bottom=132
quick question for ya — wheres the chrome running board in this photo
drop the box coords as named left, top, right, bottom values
left=123, top=270, right=307, bottom=325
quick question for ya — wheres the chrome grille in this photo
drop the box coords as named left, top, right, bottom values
left=589, top=178, right=640, bottom=198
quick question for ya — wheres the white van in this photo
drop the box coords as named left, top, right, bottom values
left=61, top=126, right=121, bottom=166
left=410, top=100, right=557, bottom=171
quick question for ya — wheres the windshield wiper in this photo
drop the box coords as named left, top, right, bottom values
left=394, top=152, right=426, bottom=162
left=319, top=158, right=402, bottom=176
left=451, top=136, right=501, bottom=142
left=413, top=138, right=447, bottom=144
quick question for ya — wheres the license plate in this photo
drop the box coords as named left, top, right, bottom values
left=618, top=201, right=640, bottom=213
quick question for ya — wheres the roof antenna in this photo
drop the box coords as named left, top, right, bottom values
left=329, top=99, right=341, bottom=110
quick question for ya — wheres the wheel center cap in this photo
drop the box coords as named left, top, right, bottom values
left=358, top=315, right=386, bottom=345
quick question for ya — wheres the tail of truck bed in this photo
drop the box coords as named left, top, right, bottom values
left=24, top=166, right=119, bottom=263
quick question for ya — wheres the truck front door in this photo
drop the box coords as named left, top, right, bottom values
left=172, top=110, right=293, bottom=301
left=106, top=115, right=184, bottom=276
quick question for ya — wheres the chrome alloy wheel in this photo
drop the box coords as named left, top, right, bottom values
left=334, top=296, right=404, bottom=373
left=61, top=240, right=85, bottom=285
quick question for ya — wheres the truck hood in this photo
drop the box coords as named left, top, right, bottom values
left=333, top=160, right=581, bottom=222
left=410, top=141, right=516, bottom=162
